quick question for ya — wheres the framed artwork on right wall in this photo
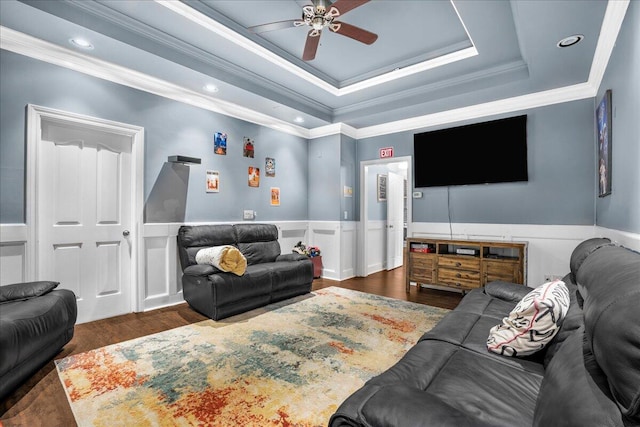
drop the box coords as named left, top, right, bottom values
left=596, top=89, right=612, bottom=197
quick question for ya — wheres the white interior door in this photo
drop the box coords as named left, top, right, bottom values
left=37, top=122, right=133, bottom=324
left=386, top=171, right=404, bottom=270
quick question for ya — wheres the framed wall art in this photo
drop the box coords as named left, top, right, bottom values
left=206, top=170, right=219, bottom=193
left=377, top=174, right=387, bottom=201
left=596, top=89, right=612, bottom=197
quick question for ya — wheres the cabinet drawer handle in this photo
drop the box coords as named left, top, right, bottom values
left=455, top=262, right=462, bottom=267
left=456, top=273, right=461, bottom=278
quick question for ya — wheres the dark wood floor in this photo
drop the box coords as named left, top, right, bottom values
left=0, top=267, right=462, bottom=426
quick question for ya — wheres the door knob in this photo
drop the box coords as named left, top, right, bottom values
left=123, top=230, right=130, bottom=237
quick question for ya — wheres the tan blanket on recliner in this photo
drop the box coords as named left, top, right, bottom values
left=195, top=245, right=247, bottom=276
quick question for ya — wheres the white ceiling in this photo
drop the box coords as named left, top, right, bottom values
left=0, top=0, right=627, bottom=136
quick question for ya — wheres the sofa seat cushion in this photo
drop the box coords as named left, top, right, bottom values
left=208, top=264, right=272, bottom=307
left=0, top=289, right=77, bottom=377
left=265, top=260, right=313, bottom=293
left=336, top=340, right=543, bottom=427
left=421, top=310, right=546, bottom=374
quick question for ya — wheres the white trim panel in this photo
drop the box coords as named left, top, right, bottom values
left=339, top=221, right=357, bottom=280
left=365, top=220, right=386, bottom=276
left=597, top=226, right=640, bottom=251
left=0, top=224, right=28, bottom=285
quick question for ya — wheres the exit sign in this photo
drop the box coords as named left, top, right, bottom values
left=379, top=147, right=394, bottom=158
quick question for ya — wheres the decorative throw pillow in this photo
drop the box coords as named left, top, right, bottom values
left=487, top=280, right=570, bottom=357
left=196, top=245, right=247, bottom=276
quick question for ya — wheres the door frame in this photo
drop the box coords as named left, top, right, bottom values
left=26, top=104, right=145, bottom=312
left=358, top=156, right=412, bottom=277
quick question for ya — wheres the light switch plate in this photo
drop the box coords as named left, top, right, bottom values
left=412, top=191, right=423, bottom=198
left=243, top=210, right=255, bottom=220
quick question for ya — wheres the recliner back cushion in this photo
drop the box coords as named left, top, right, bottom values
left=177, top=225, right=236, bottom=268
left=576, top=245, right=640, bottom=423
left=532, top=327, right=624, bottom=427
left=568, top=237, right=612, bottom=282
left=234, top=224, right=281, bottom=265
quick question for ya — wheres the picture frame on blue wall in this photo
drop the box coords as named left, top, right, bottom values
left=596, top=90, right=612, bottom=197
left=214, top=132, right=227, bottom=155
left=206, top=170, right=219, bottom=193
left=377, top=174, right=387, bottom=201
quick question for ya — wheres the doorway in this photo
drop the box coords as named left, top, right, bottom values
left=26, top=105, right=144, bottom=324
left=359, top=156, right=411, bottom=277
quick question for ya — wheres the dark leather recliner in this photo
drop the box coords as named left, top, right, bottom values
left=0, top=281, right=77, bottom=401
left=177, top=223, right=314, bottom=320
left=330, top=238, right=640, bottom=426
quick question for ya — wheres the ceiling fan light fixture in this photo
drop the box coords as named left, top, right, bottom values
left=557, top=34, right=584, bottom=48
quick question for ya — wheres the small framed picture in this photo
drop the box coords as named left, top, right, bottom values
left=243, top=137, right=254, bottom=158
left=265, top=157, right=275, bottom=177
left=271, top=187, right=280, bottom=206
left=248, top=166, right=260, bottom=187
left=377, top=174, right=387, bottom=201
left=214, top=132, right=227, bottom=155
left=206, top=170, right=219, bottom=193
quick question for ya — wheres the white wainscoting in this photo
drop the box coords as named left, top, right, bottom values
left=410, top=222, right=599, bottom=287
left=0, top=224, right=28, bottom=285
left=597, top=226, right=640, bottom=251
left=363, top=220, right=386, bottom=276
left=339, top=221, right=357, bottom=280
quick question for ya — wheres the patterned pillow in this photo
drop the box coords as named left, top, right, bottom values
left=487, top=280, right=570, bottom=357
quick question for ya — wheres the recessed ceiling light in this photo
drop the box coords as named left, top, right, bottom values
left=69, top=38, right=94, bottom=50
left=294, top=116, right=305, bottom=123
left=557, top=34, right=584, bottom=48
left=203, top=83, right=219, bottom=93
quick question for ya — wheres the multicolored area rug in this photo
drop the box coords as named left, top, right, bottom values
left=56, top=287, right=449, bottom=426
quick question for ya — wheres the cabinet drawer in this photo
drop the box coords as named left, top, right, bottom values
left=411, top=254, right=436, bottom=269
left=438, top=272, right=481, bottom=290
left=439, top=267, right=480, bottom=282
left=438, top=256, right=480, bottom=270
left=483, top=261, right=521, bottom=284
left=411, top=267, right=435, bottom=283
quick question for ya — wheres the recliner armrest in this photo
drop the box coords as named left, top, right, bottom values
left=484, top=280, right=531, bottom=302
left=276, top=253, right=309, bottom=262
left=183, top=264, right=219, bottom=276
left=0, top=281, right=59, bottom=303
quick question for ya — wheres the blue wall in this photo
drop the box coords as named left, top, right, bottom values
left=308, top=134, right=341, bottom=221
left=0, top=50, right=309, bottom=223
left=357, top=101, right=596, bottom=225
left=595, top=0, right=640, bottom=233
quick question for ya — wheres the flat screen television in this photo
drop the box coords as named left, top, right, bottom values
left=413, top=115, right=528, bottom=187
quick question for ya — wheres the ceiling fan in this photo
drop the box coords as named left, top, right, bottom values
left=248, top=0, right=378, bottom=61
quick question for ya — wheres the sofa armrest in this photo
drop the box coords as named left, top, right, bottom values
left=276, top=253, right=309, bottom=262
left=0, top=281, right=59, bottom=303
left=484, top=280, right=531, bottom=302
left=183, top=264, right=219, bottom=276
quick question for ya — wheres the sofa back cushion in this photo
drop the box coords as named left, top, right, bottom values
left=177, top=225, right=236, bottom=269
left=568, top=237, right=612, bottom=283
left=234, top=224, right=281, bottom=265
left=532, top=327, right=624, bottom=427
left=576, top=245, right=640, bottom=423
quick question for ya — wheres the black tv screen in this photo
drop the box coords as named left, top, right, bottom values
left=413, top=115, right=528, bottom=187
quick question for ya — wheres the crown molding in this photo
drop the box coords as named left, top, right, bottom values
left=156, top=0, right=477, bottom=96
left=0, top=26, right=310, bottom=139
left=0, top=0, right=628, bottom=141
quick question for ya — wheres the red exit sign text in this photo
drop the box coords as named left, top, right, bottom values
left=379, top=147, right=394, bottom=158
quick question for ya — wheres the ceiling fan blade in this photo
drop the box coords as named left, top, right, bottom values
left=303, top=29, right=322, bottom=61
left=329, top=21, right=377, bottom=45
left=328, top=0, right=369, bottom=18
left=248, top=20, right=303, bottom=34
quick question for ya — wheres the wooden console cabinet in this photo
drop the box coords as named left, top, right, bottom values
left=405, top=238, right=526, bottom=293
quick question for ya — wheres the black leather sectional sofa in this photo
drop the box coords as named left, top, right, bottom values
left=330, top=238, right=640, bottom=426
left=0, top=281, right=77, bottom=401
left=177, top=223, right=314, bottom=320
